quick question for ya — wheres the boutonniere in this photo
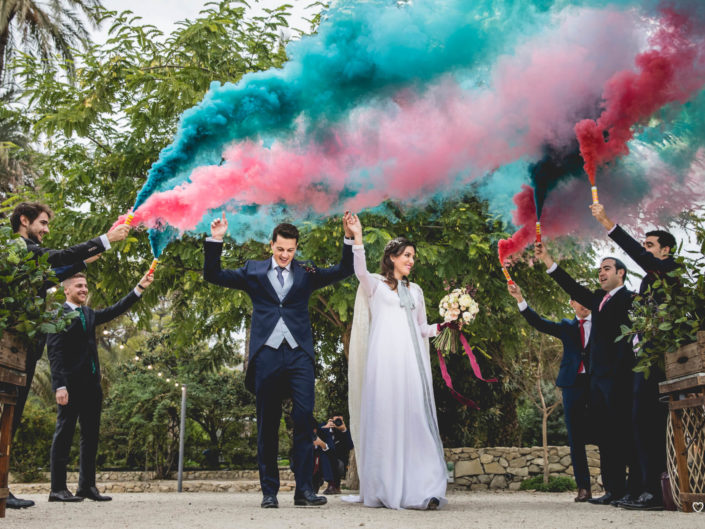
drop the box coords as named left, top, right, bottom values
left=300, top=261, right=318, bottom=274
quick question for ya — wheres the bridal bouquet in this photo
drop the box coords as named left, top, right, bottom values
left=434, top=288, right=480, bottom=355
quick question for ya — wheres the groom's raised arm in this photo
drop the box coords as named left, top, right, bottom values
left=310, top=213, right=355, bottom=290
left=310, top=239, right=354, bottom=290
left=203, top=213, right=249, bottom=290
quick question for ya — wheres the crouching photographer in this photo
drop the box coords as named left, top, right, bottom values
left=315, top=415, right=354, bottom=495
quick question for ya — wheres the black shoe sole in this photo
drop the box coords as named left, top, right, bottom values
left=294, top=500, right=327, bottom=506
left=6, top=501, right=35, bottom=509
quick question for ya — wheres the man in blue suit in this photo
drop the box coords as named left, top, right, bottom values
left=203, top=213, right=355, bottom=508
left=507, top=282, right=592, bottom=502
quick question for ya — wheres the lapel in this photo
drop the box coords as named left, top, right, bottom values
left=282, top=261, right=305, bottom=304
left=255, top=259, right=280, bottom=303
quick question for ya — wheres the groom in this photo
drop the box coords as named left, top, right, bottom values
left=203, top=213, right=355, bottom=508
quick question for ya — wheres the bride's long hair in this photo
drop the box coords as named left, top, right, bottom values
left=380, top=237, right=416, bottom=291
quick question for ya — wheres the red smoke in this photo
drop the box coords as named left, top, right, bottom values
left=498, top=185, right=537, bottom=264
left=575, top=7, right=705, bottom=183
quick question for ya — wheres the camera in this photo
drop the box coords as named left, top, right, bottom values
left=333, top=418, right=343, bottom=427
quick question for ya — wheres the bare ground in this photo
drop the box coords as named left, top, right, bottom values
left=2, top=490, right=701, bottom=529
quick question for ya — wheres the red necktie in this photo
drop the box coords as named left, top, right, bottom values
left=598, top=293, right=611, bottom=311
left=577, top=319, right=586, bottom=374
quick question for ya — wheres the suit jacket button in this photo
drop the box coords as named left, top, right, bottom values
left=279, top=303, right=283, bottom=307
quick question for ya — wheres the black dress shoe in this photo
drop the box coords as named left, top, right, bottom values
left=261, top=495, right=279, bottom=508
left=587, top=492, right=614, bottom=505
left=427, top=497, right=441, bottom=510
left=620, top=492, right=664, bottom=511
left=294, top=490, right=327, bottom=506
left=48, top=490, right=84, bottom=502
left=75, top=486, right=112, bottom=501
left=6, top=493, right=35, bottom=509
left=610, top=493, right=634, bottom=507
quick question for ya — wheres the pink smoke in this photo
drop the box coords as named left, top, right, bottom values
left=133, top=8, right=642, bottom=236
left=498, top=185, right=537, bottom=265
left=575, top=7, right=705, bottom=183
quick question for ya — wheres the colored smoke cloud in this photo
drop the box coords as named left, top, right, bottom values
left=128, top=1, right=705, bottom=261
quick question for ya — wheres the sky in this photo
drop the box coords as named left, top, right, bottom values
left=96, top=0, right=320, bottom=43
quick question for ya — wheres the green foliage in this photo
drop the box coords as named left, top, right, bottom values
left=516, top=392, right=567, bottom=448
left=519, top=475, right=577, bottom=492
left=0, top=220, right=76, bottom=342
left=617, top=211, right=705, bottom=378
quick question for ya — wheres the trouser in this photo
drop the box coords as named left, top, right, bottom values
left=632, top=368, right=667, bottom=497
left=562, top=374, right=590, bottom=489
left=50, top=380, right=102, bottom=491
left=319, top=449, right=345, bottom=486
left=8, top=337, right=45, bottom=438
left=254, top=344, right=315, bottom=496
left=590, top=373, right=639, bottom=497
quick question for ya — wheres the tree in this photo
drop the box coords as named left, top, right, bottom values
left=497, top=330, right=562, bottom=484
left=0, top=0, right=104, bottom=83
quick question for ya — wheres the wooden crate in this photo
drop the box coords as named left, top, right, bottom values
left=0, top=332, right=26, bottom=372
left=665, top=331, right=705, bottom=380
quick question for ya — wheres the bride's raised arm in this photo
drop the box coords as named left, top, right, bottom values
left=346, top=213, right=377, bottom=297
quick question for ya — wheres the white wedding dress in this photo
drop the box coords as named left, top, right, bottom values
left=344, top=245, right=448, bottom=509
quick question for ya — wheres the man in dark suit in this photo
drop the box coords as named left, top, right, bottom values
left=203, top=213, right=355, bottom=508
left=535, top=242, right=639, bottom=506
left=46, top=270, right=152, bottom=502
left=316, top=415, right=354, bottom=495
left=5, top=202, right=129, bottom=509
left=507, top=282, right=592, bottom=502
left=591, top=204, right=679, bottom=510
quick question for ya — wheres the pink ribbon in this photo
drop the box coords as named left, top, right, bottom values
left=459, top=333, right=498, bottom=383
left=436, top=331, right=497, bottom=409
left=436, top=349, right=480, bottom=410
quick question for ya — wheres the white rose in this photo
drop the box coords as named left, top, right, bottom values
left=463, top=311, right=473, bottom=323
left=459, top=294, right=473, bottom=308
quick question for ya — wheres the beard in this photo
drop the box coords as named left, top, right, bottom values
left=26, top=226, right=43, bottom=243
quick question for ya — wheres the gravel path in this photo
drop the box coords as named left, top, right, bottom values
left=2, top=491, right=699, bottom=529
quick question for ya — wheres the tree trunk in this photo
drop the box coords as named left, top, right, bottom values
left=537, top=377, right=550, bottom=485
left=542, top=405, right=549, bottom=484
left=345, top=449, right=359, bottom=490
left=0, top=11, right=15, bottom=82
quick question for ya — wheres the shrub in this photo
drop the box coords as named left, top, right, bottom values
left=519, top=475, right=577, bottom=492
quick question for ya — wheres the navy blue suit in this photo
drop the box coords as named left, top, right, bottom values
left=519, top=306, right=591, bottom=489
left=548, top=265, right=638, bottom=497
left=609, top=225, right=679, bottom=497
left=316, top=424, right=354, bottom=487
left=203, top=240, right=354, bottom=496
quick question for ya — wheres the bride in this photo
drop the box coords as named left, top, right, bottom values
left=344, top=214, right=447, bottom=510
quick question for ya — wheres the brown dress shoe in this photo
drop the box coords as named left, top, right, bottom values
left=575, top=488, right=592, bottom=502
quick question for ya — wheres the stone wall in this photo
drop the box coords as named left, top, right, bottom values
left=444, top=446, right=601, bottom=491
left=12, top=447, right=605, bottom=493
